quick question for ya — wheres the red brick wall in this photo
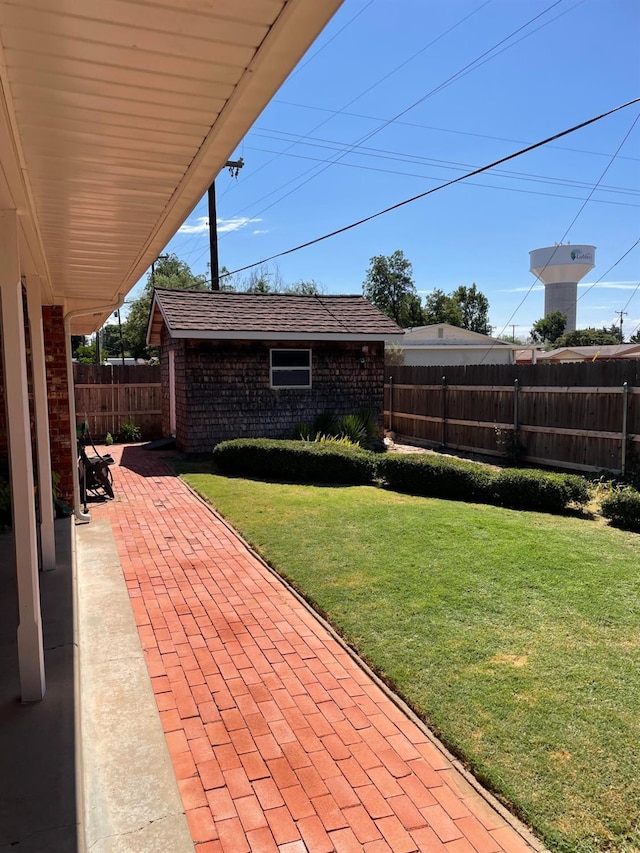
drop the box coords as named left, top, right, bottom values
left=0, top=303, right=73, bottom=504
left=43, top=306, right=73, bottom=503
left=163, top=336, right=385, bottom=455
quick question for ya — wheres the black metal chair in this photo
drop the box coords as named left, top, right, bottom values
left=78, top=435, right=114, bottom=511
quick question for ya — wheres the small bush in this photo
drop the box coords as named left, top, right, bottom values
left=119, top=421, right=141, bottom=442
left=600, top=487, right=640, bottom=531
left=212, top=439, right=376, bottom=485
left=493, top=469, right=590, bottom=513
left=377, top=453, right=495, bottom=502
left=292, top=410, right=378, bottom=448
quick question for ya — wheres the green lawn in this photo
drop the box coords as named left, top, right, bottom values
left=175, top=463, right=640, bottom=853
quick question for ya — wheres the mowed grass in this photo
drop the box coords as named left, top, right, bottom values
left=177, top=465, right=640, bottom=853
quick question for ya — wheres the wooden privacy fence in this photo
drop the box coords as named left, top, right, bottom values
left=73, top=364, right=162, bottom=441
left=385, top=362, right=640, bottom=474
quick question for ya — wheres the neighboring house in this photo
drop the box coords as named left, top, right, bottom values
left=386, top=324, right=518, bottom=366
left=517, top=344, right=640, bottom=363
left=147, top=289, right=403, bottom=454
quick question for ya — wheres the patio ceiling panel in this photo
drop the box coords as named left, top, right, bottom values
left=0, top=0, right=343, bottom=331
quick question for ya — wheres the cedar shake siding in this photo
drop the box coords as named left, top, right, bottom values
left=161, top=333, right=385, bottom=454
left=150, top=290, right=402, bottom=455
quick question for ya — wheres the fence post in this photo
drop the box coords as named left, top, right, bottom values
left=513, top=378, right=520, bottom=432
left=621, top=381, right=629, bottom=475
left=441, top=375, right=447, bottom=448
left=388, top=376, right=394, bottom=433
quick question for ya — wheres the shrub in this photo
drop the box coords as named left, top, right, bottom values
left=212, top=439, right=376, bottom=485
left=493, top=469, right=590, bottom=513
left=119, top=421, right=141, bottom=442
left=292, top=410, right=378, bottom=448
left=600, top=487, right=640, bottom=531
left=377, top=453, right=495, bottom=502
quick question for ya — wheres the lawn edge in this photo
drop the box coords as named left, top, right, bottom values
left=172, top=465, right=549, bottom=853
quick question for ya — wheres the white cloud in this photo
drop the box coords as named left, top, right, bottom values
left=178, top=216, right=209, bottom=234
left=178, top=215, right=263, bottom=235
left=579, top=281, right=640, bottom=290
left=252, top=229, right=269, bottom=235
left=504, top=281, right=639, bottom=293
left=217, top=216, right=262, bottom=233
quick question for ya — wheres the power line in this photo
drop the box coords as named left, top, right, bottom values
left=286, top=0, right=377, bottom=81
left=576, top=238, right=640, bottom=306
left=218, top=98, right=640, bottom=281
left=244, top=139, right=640, bottom=201
left=213, top=0, right=571, bottom=249
left=489, top=110, right=640, bottom=349
left=228, top=0, right=493, bottom=190
left=271, top=102, right=640, bottom=164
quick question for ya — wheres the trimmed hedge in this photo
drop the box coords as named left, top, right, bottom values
left=493, top=468, right=590, bottom=513
left=600, top=487, right=640, bottom=531
left=212, top=438, right=376, bottom=485
left=211, top=440, right=591, bottom=515
left=376, top=454, right=589, bottom=512
left=376, top=453, right=494, bottom=502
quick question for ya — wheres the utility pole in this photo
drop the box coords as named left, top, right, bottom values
left=615, top=310, right=627, bottom=342
left=115, top=309, right=125, bottom=366
left=511, top=324, right=517, bottom=343
left=151, top=254, right=169, bottom=289
left=209, top=158, right=244, bottom=290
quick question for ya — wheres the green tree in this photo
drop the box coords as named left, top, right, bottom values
left=285, top=279, right=323, bottom=296
left=362, top=250, right=424, bottom=327
left=122, top=254, right=209, bottom=359
left=101, top=322, right=126, bottom=358
left=75, top=343, right=97, bottom=364
left=451, top=283, right=490, bottom=334
left=530, top=311, right=567, bottom=345
left=423, top=289, right=463, bottom=326
left=555, top=327, right=621, bottom=347
left=71, top=335, right=86, bottom=358
left=603, top=323, right=624, bottom=343
left=630, top=329, right=640, bottom=344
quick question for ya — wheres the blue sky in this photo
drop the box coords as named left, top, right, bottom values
left=139, top=0, right=640, bottom=341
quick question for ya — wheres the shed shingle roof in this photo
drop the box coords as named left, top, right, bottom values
left=147, top=289, right=403, bottom=344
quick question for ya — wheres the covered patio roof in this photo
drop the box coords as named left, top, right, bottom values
left=0, top=0, right=343, bottom=333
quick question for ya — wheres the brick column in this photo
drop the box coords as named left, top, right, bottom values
left=43, top=306, right=73, bottom=504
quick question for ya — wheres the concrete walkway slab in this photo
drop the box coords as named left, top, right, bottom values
left=75, top=516, right=194, bottom=853
left=0, top=520, right=78, bottom=853
left=90, top=443, right=545, bottom=853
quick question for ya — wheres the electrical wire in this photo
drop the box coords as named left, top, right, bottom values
left=211, top=0, right=570, bottom=253
left=271, top=102, right=640, bottom=164
left=216, top=98, right=640, bottom=282
left=226, top=0, right=493, bottom=191
left=245, top=138, right=640, bottom=201
left=487, top=110, right=640, bottom=353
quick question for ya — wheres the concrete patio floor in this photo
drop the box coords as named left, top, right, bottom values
left=0, top=443, right=547, bottom=852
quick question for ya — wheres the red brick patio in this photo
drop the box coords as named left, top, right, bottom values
left=91, top=443, right=542, bottom=853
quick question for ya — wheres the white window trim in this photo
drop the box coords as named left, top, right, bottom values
left=270, top=348, right=312, bottom=389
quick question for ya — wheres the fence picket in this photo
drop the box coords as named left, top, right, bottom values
left=385, top=362, right=639, bottom=474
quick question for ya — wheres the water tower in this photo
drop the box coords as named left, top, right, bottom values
left=529, top=244, right=595, bottom=332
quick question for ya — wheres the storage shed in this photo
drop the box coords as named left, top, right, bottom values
left=147, top=289, right=403, bottom=453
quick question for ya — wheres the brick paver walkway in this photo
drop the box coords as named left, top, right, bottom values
left=93, top=444, right=540, bottom=853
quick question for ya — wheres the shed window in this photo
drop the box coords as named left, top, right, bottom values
left=270, top=349, right=312, bottom=388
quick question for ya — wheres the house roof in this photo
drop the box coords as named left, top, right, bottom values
left=386, top=323, right=519, bottom=349
left=0, top=1, right=342, bottom=332
left=538, top=344, right=640, bottom=361
left=147, top=289, right=404, bottom=344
